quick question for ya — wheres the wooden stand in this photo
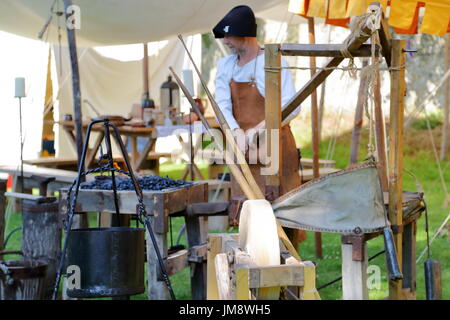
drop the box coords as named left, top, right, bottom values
left=207, top=233, right=319, bottom=300
left=262, top=4, right=418, bottom=300
left=59, top=182, right=208, bottom=300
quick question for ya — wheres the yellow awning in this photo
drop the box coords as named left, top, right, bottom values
left=288, top=0, right=450, bottom=36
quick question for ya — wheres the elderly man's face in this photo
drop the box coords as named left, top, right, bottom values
left=223, top=35, right=246, bottom=55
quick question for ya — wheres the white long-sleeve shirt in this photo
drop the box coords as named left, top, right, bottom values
left=215, top=53, right=299, bottom=130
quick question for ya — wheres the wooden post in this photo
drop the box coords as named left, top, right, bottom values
left=264, top=43, right=282, bottom=196
left=21, top=199, right=61, bottom=299
left=440, top=34, right=449, bottom=161
left=341, top=241, right=369, bottom=300
left=307, top=17, right=323, bottom=259
left=185, top=215, right=209, bottom=300
left=0, top=179, right=6, bottom=251
left=402, top=221, right=417, bottom=299
left=388, top=39, right=406, bottom=300
left=146, top=216, right=170, bottom=300
left=207, top=234, right=222, bottom=300
left=350, top=59, right=368, bottom=164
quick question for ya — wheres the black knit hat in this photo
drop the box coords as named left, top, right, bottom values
left=213, top=5, right=257, bottom=38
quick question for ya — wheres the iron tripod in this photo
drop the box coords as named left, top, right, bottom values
left=52, top=118, right=176, bottom=300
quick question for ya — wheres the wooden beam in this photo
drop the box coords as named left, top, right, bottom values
left=388, top=39, right=406, bottom=300
left=264, top=43, right=282, bottom=191
left=281, top=10, right=378, bottom=125
left=378, top=11, right=392, bottom=68
left=341, top=242, right=369, bottom=300
left=165, top=249, right=189, bottom=276
left=248, top=263, right=305, bottom=288
left=281, top=43, right=377, bottom=57
left=215, top=253, right=232, bottom=300
left=206, top=234, right=224, bottom=300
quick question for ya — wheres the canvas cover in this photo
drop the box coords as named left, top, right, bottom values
left=272, top=162, right=388, bottom=234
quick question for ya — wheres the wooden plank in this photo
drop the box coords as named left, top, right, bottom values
left=59, top=182, right=208, bottom=214
left=402, top=221, right=416, bottom=299
left=300, top=261, right=321, bottom=300
left=4, top=191, right=53, bottom=202
left=165, top=249, right=189, bottom=276
left=281, top=43, right=376, bottom=57
left=281, top=10, right=378, bottom=125
left=207, top=234, right=223, bottom=300
left=146, top=217, right=170, bottom=300
left=388, top=39, right=406, bottom=300
left=341, top=242, right=368, bottom=300
left=378, top=12, right=392, bottom=68
left=184, top=185, right=208, bottom=300
left=215, top=253, right=232, bottom=300
left=235, top=267, right=250, bottom=300
left=264, top=43, right=282, bottom=190
left=248, top=264, right=304, bottom=288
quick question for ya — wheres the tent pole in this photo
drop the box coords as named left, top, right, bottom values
left=63, top=0, right=88, bottom=233
left=63, top=0, right=84, bottom=174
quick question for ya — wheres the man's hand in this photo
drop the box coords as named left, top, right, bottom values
left=231, top=128, right=247, bottom=155
left=246, top=121, right=265, bottom=151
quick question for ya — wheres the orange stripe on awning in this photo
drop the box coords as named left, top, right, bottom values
left=394, top=3, right=420, bottom=34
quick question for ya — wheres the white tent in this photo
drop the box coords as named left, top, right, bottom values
left=0, top=0, right=304, bottom=163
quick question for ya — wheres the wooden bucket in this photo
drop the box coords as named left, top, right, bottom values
left=0, top=251, right=48, bottom=300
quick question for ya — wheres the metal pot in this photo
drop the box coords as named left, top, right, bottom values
left=65, top=227, right=145, bottom=298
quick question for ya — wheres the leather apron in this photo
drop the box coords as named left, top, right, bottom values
left=229, top=80, right=301, bottom=198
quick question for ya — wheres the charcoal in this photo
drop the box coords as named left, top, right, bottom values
left=80, top=174, right=192, bottom=191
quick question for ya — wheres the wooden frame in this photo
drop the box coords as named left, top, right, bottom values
left=263, top=4, right=414, bottom=300
left=207, top=233, right=319, bottom=300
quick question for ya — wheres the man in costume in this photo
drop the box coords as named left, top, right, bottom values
left=213, top=5, right=305, bottom=246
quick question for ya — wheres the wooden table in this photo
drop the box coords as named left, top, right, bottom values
left=57, top=118, right=219, bottom=174
left=57, top=121, right=159, bottom=172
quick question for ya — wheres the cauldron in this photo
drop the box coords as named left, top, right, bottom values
left=65, top=227, right=145, bottom=298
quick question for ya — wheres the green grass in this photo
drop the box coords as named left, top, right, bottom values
left=2, top=122, right=449, bottom=300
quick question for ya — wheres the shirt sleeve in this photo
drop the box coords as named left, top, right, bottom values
left=215, top=57, right=240, bottom=130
